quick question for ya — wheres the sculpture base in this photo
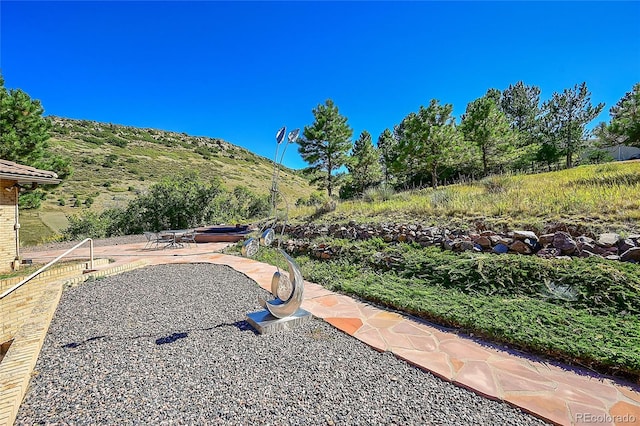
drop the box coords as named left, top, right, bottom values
left=246, top=308, right=313, bottom=334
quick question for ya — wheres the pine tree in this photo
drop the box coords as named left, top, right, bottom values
left=377, top=128, right=397, bottom=185
left=461, top=92, right=514, bottom=176
left=299, top=99, right=353, bottom=196
left=348, top=130, right=382, bottom=194
left=541, top=82, right=604, bottom=168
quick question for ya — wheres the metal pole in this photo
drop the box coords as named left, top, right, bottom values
left=14, top=185, right=20, bottom=264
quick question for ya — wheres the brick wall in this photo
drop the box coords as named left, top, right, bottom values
left=0, top=179, right=18, bottom=274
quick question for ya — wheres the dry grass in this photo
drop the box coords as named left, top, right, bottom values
left=292, top=161, right=640, bottom=234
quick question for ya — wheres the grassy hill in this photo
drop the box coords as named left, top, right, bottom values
left=291, top=160, right=640, bottom=235
left=22, top=117, right=315, bottom=245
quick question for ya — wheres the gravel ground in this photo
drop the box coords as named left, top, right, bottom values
left=16, top=264, right=548, bottom=425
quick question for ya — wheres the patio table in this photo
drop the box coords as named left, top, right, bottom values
left=159, top=229, right=189, bottom=249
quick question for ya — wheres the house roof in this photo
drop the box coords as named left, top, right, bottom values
left=0, top=159, right=61, bottom=185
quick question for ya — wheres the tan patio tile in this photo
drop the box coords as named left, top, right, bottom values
left=429, top=328, right=459, bottom=342
left=354, top=327, right=387, bottom=352
left=554, top=382, right=611, bottom=408
left=313, top=295, right=339, bottom=307
left=504, top=393, right=571, bottom=426
left=494, top=370, right=557, bottom=393
left=439, top=339, right=493, bottom=362
left=391, top=320, right=431, bottom=336
left=406, top=334, right=439, bottom=353
left=378, top=327, right=414, bottom=350
left=618, top=386, right=640, bottom=404
left=545, top=372, right=620, bottom=404
left=568, top=402, right=613, bottom=426
left=489, top=359, right=559, bottom=385
left=393, top=348, right=453, bottom=381
left=453, top=360, right=500, bottom=400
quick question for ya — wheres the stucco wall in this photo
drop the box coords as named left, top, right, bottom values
left=0, top=179, right=18, bottom=273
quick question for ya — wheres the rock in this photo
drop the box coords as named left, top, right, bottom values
left=509, top=240, right=532, bottom=254
left=443, top=240, right=455, bottom=251
left=397, top=234, right=407, bottom=243
left=492, top=243, right=509, bottom=254
left=480, top=230, right=496, bottom=237
left=617, top=239, right=635, bottom=253
left=536, top=247, right=561, bottom=259
left=597, top=233, right=621, bottom=247
left=576, top=235, right=595, bottom=245
left=605, top=255, right=621, bottom=261
left=513, top=230, right=538, bottom=241
left=538, top=234, right=555, bottom=246
left=473, top=236, right=492, bottom=248
left=552, top=232, right=577, bottom=255
left=458, top=241, right=476, bottom=252
left=620, top=247, right=640, bottom=262
left=523, top=238, right=541, bottom=252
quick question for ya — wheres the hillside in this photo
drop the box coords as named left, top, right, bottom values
left=21, top=117, right=315, bottom=245
left=291, top=160, right=640, bottom=236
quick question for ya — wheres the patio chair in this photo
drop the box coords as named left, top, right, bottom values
left=144, top=231, right=174, bottom=250
left=178, top=230, right=197, bottom=248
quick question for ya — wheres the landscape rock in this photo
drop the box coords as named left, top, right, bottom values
left=513, top=230, right=538, bottom=241
left=597, top=233, right=621, bottom=247
left=473, top=236, right=492, bottom=248
left=538, top=234, right=555, bottom=246
left=509, top=240, right=532, bottom=254
left=552, top=232, right=577, bottom=255
left=617, top=239, right=636, bottom=253
left=620, top=247, right=640, bottom=262
left=536, top=247, right=561, bottom=259
left=492, top=243, right=509, bottom=254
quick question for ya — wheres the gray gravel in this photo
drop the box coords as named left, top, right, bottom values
left=17, top=264, right=548, bottom=425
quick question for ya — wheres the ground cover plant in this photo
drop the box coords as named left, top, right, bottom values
left=233, top=238, right=640, bottom=381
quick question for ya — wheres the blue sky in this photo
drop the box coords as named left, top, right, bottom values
left=2, top=1, right=639, bottom=169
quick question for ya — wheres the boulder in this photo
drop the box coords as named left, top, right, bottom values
left=536, top=247, right=561, bottom=259
left=620, top=247, right=640, bottom=262
left=473, top=236, right=492, bottom=248
left=492, top=243, right=509, bottom=254
left=617, top=239, right=636, bottom=253
left=510, top=240, right=532, bottom=254
left=458, top=241, right=476, bottom=252
left=513, top=230, right=539, bottom=241
left=597, top=233, right=621, bottom=248
left=538, top=233, right=555, bottom=246
left=553, top=232, right=577, bottom=255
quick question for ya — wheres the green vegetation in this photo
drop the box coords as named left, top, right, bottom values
left=291, top=161, right=640, bottom=235
left=239, top=239, right=640, bottom=379
left=299, top=99, right=353, bottom=196
left=64, top=175, right=268, bottom=239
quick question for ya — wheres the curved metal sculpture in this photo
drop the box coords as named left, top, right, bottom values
left=259, top=249, right=304, bottom=318
left=243, top=126, right=305, bottom=321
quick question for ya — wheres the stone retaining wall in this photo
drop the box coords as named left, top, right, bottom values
left=276, top=223, right=640, bottom=263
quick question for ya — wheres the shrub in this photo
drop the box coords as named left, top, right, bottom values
left=363, top=185, right=395, bottom=202
left=19, top=190, right=45, bottom=209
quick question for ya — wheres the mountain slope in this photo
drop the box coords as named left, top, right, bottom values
left=23, top=117, right=314, bottom=244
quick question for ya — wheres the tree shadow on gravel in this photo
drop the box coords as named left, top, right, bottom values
left=60, top=320, right=258, bottom=349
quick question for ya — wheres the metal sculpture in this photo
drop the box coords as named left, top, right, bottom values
left=243, top=126, right=305, bottom=319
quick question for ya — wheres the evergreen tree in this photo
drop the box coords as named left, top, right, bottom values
left=540, top=82, right=604, bottom=168
left=397, top=99, right=460, bottom=189
left=347, top=130, right=382, bottom=194
left=597, top=82, right=640, bottom=147
left=0, top=73, right=71, bottom=179
left=460, top=91, right=514, bottom=176
left=299, top=99, right=353, bottom=196
left=377, top=128, right=397, bottom=185
left=501, top=81, right=541, bottom=145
